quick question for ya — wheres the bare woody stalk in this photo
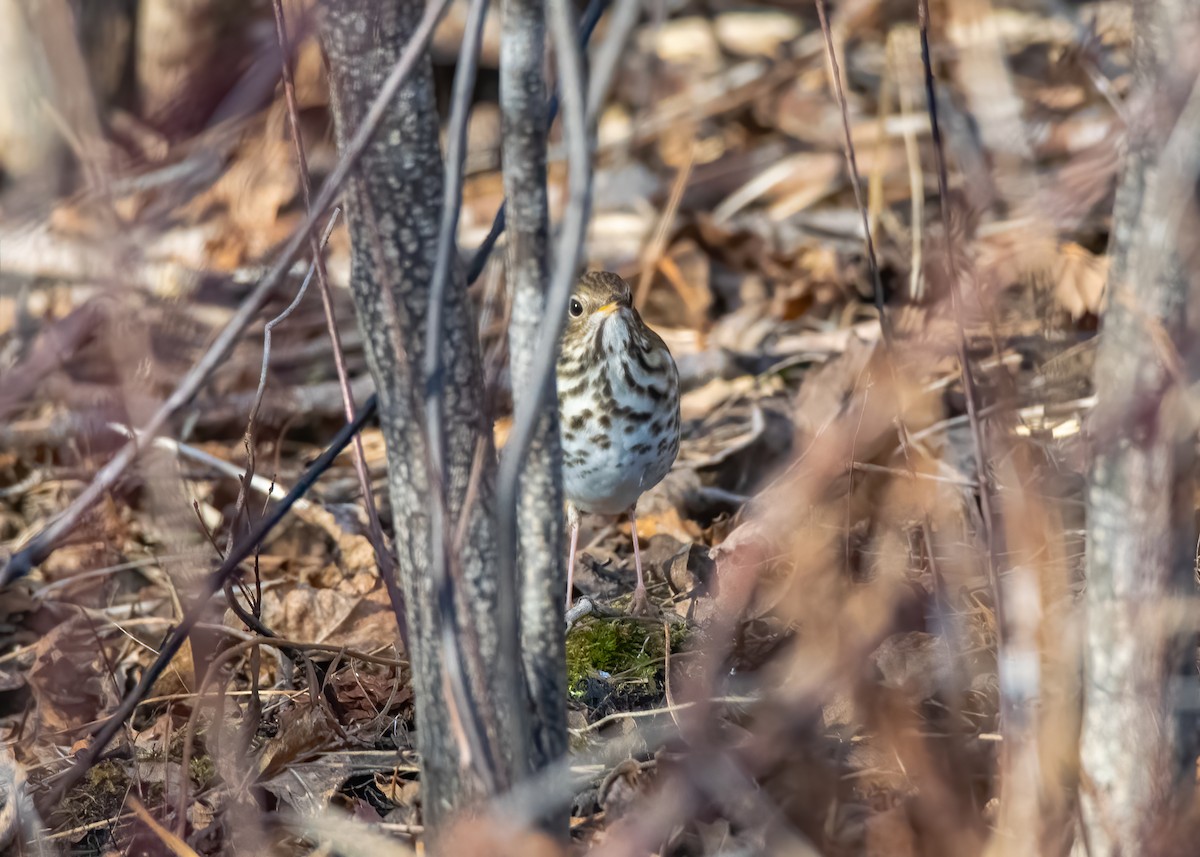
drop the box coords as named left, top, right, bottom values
left=424, top=0, right=520, bottom=790
left=319, top=0, right=525, bottom=828
left=489, top=0, right=594, bottom=823
left=1078, top=3, right=1200, bottom=853
left=499, top=0, right=567, bottom=778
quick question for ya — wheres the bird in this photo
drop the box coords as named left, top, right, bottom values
left=557, top=271, right=681, bottom=614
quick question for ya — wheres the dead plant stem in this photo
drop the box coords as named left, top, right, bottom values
left=270, top=0, right=401, bottom=645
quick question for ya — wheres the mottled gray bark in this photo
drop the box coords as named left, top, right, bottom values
left=1078, top=3, right=1200, bottom=853
left=320, top=0, right=526, bottom=827
left=500, top=0, right=568, bottom=777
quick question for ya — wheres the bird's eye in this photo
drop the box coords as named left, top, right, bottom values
left=568, top=298, right=584, bottom=318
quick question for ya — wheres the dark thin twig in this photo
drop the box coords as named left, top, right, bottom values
left=270, top=0, right=404, bottom=646
left=1, top=0, right=452, bottom=585
left=813, top=0, right=891, bottom=339
left=464, top=0, right=608, bottom=284
left=247, top=210, right=340, bottom=436
left=814, top=0, right=961, bottom=703
left=42, top=396, right=378, bottom=805
left=467, top=204, right=509, bottom=286
left=229, top=204, right=333, bottom=568
left=423, top=0, right=502, bottom=791
left=916, top=0, right=1004, bottom=627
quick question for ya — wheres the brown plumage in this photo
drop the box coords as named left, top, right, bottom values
left=557, top=271, right=681, bottom=612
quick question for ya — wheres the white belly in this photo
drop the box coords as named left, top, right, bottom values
left=561, top=425, right=671, bottom=515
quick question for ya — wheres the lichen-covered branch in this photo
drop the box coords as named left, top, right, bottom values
left=319, top=0, right=525, bottom=827
left=500, top=0, right=567, bottom=778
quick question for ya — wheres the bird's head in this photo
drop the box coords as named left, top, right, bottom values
left=565, top=271, right=635, bottom=337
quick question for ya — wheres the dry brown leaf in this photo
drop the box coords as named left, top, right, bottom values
left=714, top=11, right=803, bottom=57
left=257, top=704, right=340, bottom=781
left=634, top=504, right=702, bottom=544
left=260, top=751, right=415, bottom=819
left=641, top=17, right=722, bottom=71
left=977, top=227, right=1107, bottom=318
left=1053, top=241, right=1107, bottom=318
left=598, top=759, right=646, bottom=821
left=254, top=580, right=399, bottom=651
left=27, top=616, right=111, bottom=736
left=715, top=152, right=843, bottom=223
left=641, top=239, right=712, bottom=332
left=149, top=637, right=196, bottom=699
left=188, top=799, right=215, bottom=833
left=493, top=415, right=512, bottom=450
left=681, top=376, right=757, bottom=422
left=372, top=770, right=419, bottom=805
left=331, top=670, right=412, bottom=726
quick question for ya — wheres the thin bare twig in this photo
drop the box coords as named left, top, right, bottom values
left=227, top=202, right=332, bottom=564
left=248, top=209, right=341, bottom=438
left=585, top=0, right=642, bottom=127
left=916, top=0, right=1004, bottom=629
left=128, top=795, right=200, bottom=857
left=422, top=0, right=503, bottom=790
left=634, top=144, right=695, bottom=310
left=109, top=423, right=310, bottom=511
left=270, top=0, right=401, bottom=642
left=812, top=3, right=958, bottom=647
left=814, top=0, right=889, bottom=336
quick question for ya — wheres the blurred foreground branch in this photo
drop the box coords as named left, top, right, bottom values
left=1079, top=3, right=1200, bottom=853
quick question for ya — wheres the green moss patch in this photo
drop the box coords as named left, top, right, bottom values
left=53, top=759, right=131, bottom=830
left=566, top=619, right=688, bottom=696
left=189, top=754, right=217, bottom=790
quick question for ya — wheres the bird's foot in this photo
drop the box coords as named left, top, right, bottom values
left=627, top=585, right=651, bottom=617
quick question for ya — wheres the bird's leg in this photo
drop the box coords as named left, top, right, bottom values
left=565, top=503, right=581, bottom=610
left=628, top=508, right=650, bottom=615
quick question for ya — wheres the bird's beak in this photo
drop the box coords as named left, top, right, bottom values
left=596, top=302, right=620, bottom=316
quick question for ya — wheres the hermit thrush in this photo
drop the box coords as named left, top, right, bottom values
left=558, top=271, right=681, bottom=613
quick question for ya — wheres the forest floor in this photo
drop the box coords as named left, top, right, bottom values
left=0, top=0, right=1122, bottom=854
